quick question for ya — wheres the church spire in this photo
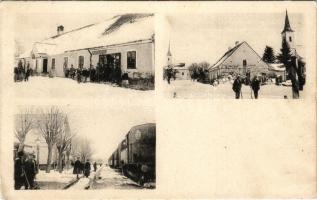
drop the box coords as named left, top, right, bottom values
left=282, top=10, right=294, bottom=33
left=167, top=40, right=172, bottom=56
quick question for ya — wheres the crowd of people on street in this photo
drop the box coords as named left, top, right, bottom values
left=64, top=63, right=123, bottom=85
left=14, top=60, right=33, bottom=82
left=14, top=148, right=100, bottom=190
left=14, top=151, right=38, bottom=190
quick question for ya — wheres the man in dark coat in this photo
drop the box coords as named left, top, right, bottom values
left=73, top=157, right=82, bottom=179
left=76, top=68, right=82, bottom=83
left=232, top=75, right=243, bottom=99
left=24, top=154, right=38, bottom=189
left=14, top=151, right=24, bottom=190
left=89, top=65, right=96, bottom=82
left=70, top=65, right=75, bottom=79
left=166, top=67, right=173, bottom=84
left=251, top=75, right=261, bottom=99
left=84, top=160, right=91, bottom=178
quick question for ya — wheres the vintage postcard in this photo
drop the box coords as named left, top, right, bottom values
left=0, top=1, right=316, bottom=199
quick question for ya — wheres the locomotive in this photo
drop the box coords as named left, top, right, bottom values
left=108, top=123, right=155, bottom=186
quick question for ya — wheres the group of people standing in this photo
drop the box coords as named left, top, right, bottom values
left=14, top=151, right=38, bottom=190
left=232, top=75, right=261, bottom=99
left=64, top=63, right=122, bottom=85
left=72, top=157, right=98, bottom=179
left=14, top=60, right=33, bottom=82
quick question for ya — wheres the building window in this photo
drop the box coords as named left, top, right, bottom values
left=64, top=57, right=68, bottom=69
left=289, top=36, right=292, bottom=42
left=52, top=58, right=55, bottom=69
left=127, top=51, right=136, bottom=69
left=78, top=56, right=84, bottom=68
left=243, top=59, right=247, bottom=66
left=182, top=72, right=184, bottom=75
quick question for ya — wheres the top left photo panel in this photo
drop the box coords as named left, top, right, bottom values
left=13, top=12, right=155, bottom=99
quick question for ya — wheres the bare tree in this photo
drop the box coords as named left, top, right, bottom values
left=70, top=136, right=93, bottom=163
left=56, top=116, right=75, bottom=173
left=37, top=107, right=67, bottom=173
left=14, top=108, right=34, bottom=151
left=79, top=137, right=93, bottom=162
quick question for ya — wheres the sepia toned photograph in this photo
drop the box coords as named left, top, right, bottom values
left=14, top=13, right=155, bottom=99
left=1, top=1, right=316, bottom=199
left=13, top=105, right=155, bottom=190
left=163, top=11, right=306, bottom=99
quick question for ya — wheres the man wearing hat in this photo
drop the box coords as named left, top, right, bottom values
left=232, top=75, right=243, bottom=99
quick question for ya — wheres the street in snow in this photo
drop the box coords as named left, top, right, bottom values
left=164, top=80, right=296, bottom=99
left=91, top=165, right=142, bottom=189
left=14, top=76, right=153, bottom=100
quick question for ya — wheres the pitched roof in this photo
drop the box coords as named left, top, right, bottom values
left=209, top=41, right=269, bottom=71
left=209, top=41, right=244, bottom=70
left=20, top=14, right=154, bottom=57
left=282, top=10, right=294, bottom=33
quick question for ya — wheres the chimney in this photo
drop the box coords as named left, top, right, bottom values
left=57, top=25, right=64, bottom=35
left=235, top=41, right=239, bottom=46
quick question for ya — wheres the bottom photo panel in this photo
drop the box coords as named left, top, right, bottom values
left=13, top=105, right=156, bottom=190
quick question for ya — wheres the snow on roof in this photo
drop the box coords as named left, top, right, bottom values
left=210, top=41, right=245, bottom=70
left=269, top=63, right=286, bottom=71
left=19, top=14, right=154, bottom=57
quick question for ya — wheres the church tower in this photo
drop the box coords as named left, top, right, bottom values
left=281, top=10, right=295, bottom=55
left=167, top=41, right=173, bottom=66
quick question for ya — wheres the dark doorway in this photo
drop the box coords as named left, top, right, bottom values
left=99, top=53, right=121, bottom=69
left=43, top=59, right=48, bottom=73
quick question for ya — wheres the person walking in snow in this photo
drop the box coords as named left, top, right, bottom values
left=84, top=160, right=91, bottom=178
left=232, top=75, right=243, bottom=99
left=73, top=157, right=82, bottom=179
left=251, top=75, right=261, bottom=99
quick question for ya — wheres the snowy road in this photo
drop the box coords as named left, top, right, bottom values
left=164, top=80, right=298, bottom=99
left=90, top=166, right=142, bottom=189
left=14, top=76, right=154, bottom=100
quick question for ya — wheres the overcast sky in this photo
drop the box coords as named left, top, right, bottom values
left=15, top=13, right=115, bottom=52
left=166, top=12, right=304, bottom=65
left=65, top=105, right=155, bottom=161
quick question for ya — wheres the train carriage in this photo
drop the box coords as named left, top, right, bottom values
left=108, top=123, right=156, bottom=186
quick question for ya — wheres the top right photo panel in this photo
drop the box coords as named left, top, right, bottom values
left=163, top=10, right=307, bottom=99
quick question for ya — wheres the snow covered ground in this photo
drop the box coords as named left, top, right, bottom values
left=14, top=76, right=154, bottom=99
left=164, top=80, right=298, bottom=99
left=91, top=165, right=142, bottom=189
left=36, top=169, right=76, bottom=190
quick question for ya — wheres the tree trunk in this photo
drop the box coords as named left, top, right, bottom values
left=58, top=151, right=63, bottom=173
left=46, top=144, right=53, bottom=173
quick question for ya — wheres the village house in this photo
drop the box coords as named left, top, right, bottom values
left=209, top=11, right=299, bottom=82
left=208, top=41, right=270, bottom=80
left=17, top=14, right=155, bottom=79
